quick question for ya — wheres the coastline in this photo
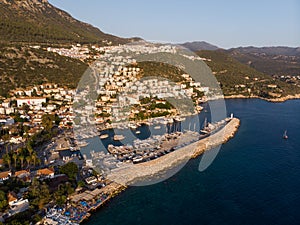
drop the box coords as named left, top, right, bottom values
left=79, top=118, right=240, bottom=224
left=224, top=94, right=300, bottom=103
left=107, top=118, right=240, bottom=186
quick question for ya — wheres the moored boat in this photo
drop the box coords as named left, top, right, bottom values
left=113, top=134, right=125, bottom=141
left=100, top=134, right=109, bottom=139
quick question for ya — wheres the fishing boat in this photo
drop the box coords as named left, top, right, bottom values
left=283, top=130, right=288, bottom=139
left=99, top=134, right=109, bottom=139
left=135, top=130, right=141, bottom=134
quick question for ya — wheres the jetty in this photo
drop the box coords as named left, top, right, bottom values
left=107, top=118, right=240, bottom=186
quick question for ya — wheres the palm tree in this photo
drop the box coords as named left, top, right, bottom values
left=27, top=143, right=33, bottom=156
left=26, top=156, right=31, bottom=167
left=19, top=155, right=25, bottom=168
left=2, top=134, right=10, bottom=154
left=3, top=153, right=11, bottom=169
left=16, top=148, right=22, bottom=155
left=12, top=153, right=18, bottom=168
left=31, top=153, right=37, bottom=167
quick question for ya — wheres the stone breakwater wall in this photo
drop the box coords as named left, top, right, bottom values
left=107, top=118, right=240, bottom=186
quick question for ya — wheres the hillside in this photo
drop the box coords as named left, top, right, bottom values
left=227, top=47, right=300, bottom=77
left=180, top=41, right=219, bottom=52
left=196, top=50, right=299, bottom=98
left=0, top=43, right=88, bottom=97
left=0, top=0, right=140, bottom=45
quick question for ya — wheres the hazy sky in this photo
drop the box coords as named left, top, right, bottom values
left=49, top=0, right=300, bottom=49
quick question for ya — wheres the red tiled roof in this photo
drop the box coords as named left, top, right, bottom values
left=37, top=168, right=54, bottom=176
left=15, top=170, right=29, bottom=177
left=0, top=171, right=11, bottom=179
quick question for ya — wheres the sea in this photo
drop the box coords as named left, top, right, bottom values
left=84, top=99, right=300, bottom=225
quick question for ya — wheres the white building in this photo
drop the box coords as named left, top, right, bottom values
left=16, top=97, right=46, bottom=107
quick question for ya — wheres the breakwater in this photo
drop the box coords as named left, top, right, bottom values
left=107, top=118, right=240, bottom=186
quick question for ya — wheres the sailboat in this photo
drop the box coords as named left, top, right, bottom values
left=283, top=130, right=288, bottom=139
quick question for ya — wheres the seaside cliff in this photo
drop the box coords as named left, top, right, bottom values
left=107, top=118, right=240, bottom=186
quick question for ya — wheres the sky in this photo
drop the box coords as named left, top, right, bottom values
left=49, top=0, right=300, bottom=49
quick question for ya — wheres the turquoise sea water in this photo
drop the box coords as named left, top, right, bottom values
left=84, top=99, right=300, bottom=225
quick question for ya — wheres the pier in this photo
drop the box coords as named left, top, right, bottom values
left=107, top=118, right=240, bottom=186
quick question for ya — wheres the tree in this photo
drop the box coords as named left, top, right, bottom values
left=25, top=155, right=31, bottom=167
left=31, top=153, right=38, bottom=167
left=0, top=190, right=8, bottom=212
left=2, top=134, right=10, bottom=153
left=12, top=153, right=18, bottom=168
left=19, top=155, right=25, bottom=168
left=27, top=143, right=33, bottom=156
left=59, top=162, right=79, bottom=180
left=41, top=114, right=53, bottom=131
left=3, top=153, right=11, bottom=169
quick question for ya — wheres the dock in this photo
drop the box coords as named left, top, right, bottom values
left=107, top=118, right=240, bottom=186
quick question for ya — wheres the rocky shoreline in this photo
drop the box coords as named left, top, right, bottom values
left=224, top=94, right=300, bottom=103
left=107, top=118, right=240, bottom=186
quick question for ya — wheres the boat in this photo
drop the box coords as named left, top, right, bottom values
left=128, top=123, right=137, bottom=129
left=113, top=135, right=125, bottom=141
left=283, top=130, right=288, bottom=139
left=99, top=134, right=109, bottom=139
left=77, top=140, right=89, bottom=147
left=154, top=126, right=161, bottom=130
left=174, top=116, right=186, bottom=122
left=135, top=131, right=141, bottom=134
left=167, top=118, right=174, bottom=123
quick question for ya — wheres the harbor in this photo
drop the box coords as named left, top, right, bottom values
left=106, top=118, right=228, bottom=164
left=102, top=117, right=240, bottom=186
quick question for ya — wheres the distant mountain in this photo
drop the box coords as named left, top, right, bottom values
left=227, top=46, right=300, bottom=76
left=229, top=46, right=300, bottom=57
left=196, top=50, right=299, bottom=97
left=0, top=0, right=141, bottom=45
left=180, top=41, right=219, bottom=51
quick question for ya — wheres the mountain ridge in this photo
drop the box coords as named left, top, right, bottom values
left=0, top=0, right=141, bottom=45
left=180, top=41, right=219, bottom=51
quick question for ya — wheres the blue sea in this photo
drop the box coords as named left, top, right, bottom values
left=84, top=99, right=300, bottom=225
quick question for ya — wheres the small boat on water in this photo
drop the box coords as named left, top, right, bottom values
left=99, top=134, right=109, bottom=139
left=113, top=135, right=125, bottom=141
left=283, top=130, right=288, bottom=139
left=77, top=141, right=89, bottom=147
left=135, top=130, right=141, bottom=134
left=154, top=126, right=161, bottom=130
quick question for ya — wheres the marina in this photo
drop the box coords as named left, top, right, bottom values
left=106, top=118, right=229, bottom=164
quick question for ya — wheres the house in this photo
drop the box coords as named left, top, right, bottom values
left=85, top=176, right=97, bottom=185
left=15, top=170, right=30, bottom=181
left=0, top=159, right=4, bottom=168
left=0, top=171, right=11, bottom=182
left=16, top=97, right=46, bottom=107
left=37, top=168, right=55, bottom=179
left=7, top=192, right=18, bottom=206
